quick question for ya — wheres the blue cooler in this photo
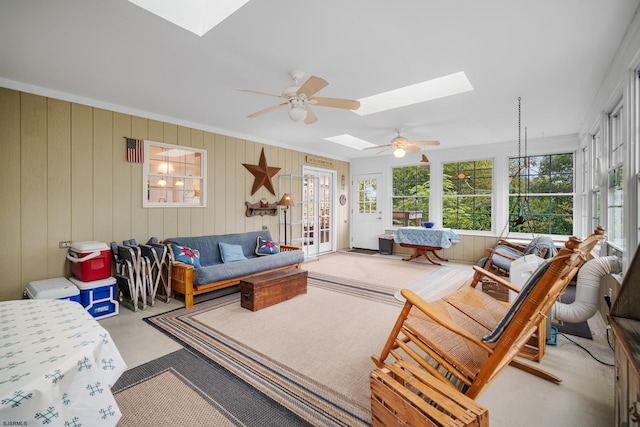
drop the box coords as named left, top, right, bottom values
left=25, top=277, right=81, bottom=302
left=69, top=276, right=119, bottom=319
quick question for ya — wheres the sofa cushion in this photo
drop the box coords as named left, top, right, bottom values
left=169, top=243, right=201, bottom=268
left=255, top=236, right=279, bottom=256
left=219, top=242, right=247, bottom=263
left=194, top=250, right=304, bottom=286
left=165, top=230, right=272, bottom=266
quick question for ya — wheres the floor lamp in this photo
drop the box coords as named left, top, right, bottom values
left=278, top=193, right=296, bottom=245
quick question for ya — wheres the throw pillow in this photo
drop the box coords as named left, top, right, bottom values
left=255, top=236, right=279, bottom=256
left=219, top=242, right=247, bottom=263
left=170, top=244, right=201, bottom=268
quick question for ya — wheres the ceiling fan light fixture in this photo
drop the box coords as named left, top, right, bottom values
left=393, top=148, right=406, bottom=158
left=288, top=104, right=307, bottom=122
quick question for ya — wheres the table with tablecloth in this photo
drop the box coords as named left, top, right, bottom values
left=0, top=299, right=126, bottom=426
left=393, top=227, right=462, bottom=265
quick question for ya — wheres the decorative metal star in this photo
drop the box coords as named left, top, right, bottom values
left=242, top=148, right=281, bottom=195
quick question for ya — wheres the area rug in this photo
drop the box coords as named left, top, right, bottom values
left=144, top=274, right=404, bottom=427
left=113, top=348, right=310, bottom=426
left=394, top=266, right=474, bottom=302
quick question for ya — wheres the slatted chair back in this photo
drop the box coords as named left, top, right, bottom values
left=118, top=245, right=147, bottom=311
left=140, top=243, right=171, bottom=304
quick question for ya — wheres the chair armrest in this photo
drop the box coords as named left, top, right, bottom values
left=484, top=247, right=520, bottom=261
left=401, top=289, right=493, bottom=352
left=280, top=244, right=302, bottom=252
left=470, top=266, right=521, bottom=293
left=171, top=261, right=194, bottom=270
left=496, top=239, right=526, bottom=252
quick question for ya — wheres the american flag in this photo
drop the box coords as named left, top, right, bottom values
left=126, top=138, right=144, bottom=163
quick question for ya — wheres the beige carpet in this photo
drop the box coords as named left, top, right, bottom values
left=144, top=253, right=478, bottom=426
left=303, top=251, right=451, bottom=288
left=193, top=284, right=400, bottom=405
left=145, top=274, right=411, bottom=426
left=113, top=348, right=311, bottom=426
left=116, top=370, right=237, bottom=427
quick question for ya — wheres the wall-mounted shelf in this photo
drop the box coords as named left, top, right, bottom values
left=245, top=201, right=278, bottom=217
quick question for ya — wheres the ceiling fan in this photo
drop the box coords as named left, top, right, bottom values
left=364, top=129, right=440, bottom=158
left=236, top=70, right=360, bottom=124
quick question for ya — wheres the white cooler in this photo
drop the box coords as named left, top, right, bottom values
left=25, top=277, right=81, bottom=303
left=509, top=254, right=545, bottom=302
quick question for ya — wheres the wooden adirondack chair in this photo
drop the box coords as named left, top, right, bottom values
left=372, top=228, right=605, bottom=399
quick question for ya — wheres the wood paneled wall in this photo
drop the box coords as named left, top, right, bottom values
left=0, top=88, right=350, bottom=300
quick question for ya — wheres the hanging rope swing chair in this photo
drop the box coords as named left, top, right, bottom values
left=477, top=98, right=557, bottom=284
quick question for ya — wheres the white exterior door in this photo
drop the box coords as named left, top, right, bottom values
left=351, top=173, right=385, bottom=250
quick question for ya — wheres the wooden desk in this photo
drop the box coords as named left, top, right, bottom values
left=393, top=227, right=461, bottom=265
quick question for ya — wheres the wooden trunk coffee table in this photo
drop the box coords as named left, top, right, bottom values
left=240, top=269, right=308, bottom=311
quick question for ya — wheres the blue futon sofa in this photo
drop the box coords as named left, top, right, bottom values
left=164, top=230, right=303, bottom=308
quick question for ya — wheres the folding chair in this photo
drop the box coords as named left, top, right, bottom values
left=111, top=242, right=141, bottom=311
left=140, top=242, right=171, bottom=304
left=118, top=243, right=147, bottom=311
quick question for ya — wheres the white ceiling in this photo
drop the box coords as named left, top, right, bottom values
left=1, top=0, right=638, bottom=160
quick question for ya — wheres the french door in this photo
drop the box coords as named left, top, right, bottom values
left=303, top=166, right=335, bottom=255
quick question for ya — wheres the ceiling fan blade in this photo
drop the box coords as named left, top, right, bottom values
left=236, top=88, right=286, bottom=99
left=247, top=102, right=288, bottom=118
left=409, top=140, right=441, bottom=146
left=297, top=75, right=328, bottom=98
left=405, top=145, right=420, bottom=152
left=363, top=144, right=392, bottom=151
left=303, top=104, right=317, bottom=124
left=310, top=97, right=361, bottom=110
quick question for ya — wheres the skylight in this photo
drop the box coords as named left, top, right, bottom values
left=324, top=134, right=377, bottom=150
left=128, top=0, right=250, bottom=36
left=354, top=71, right=473, bottom=116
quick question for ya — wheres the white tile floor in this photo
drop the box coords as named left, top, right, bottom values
left=101, top=254, right=616, bottom=426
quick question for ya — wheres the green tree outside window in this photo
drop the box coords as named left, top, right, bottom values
left=509, top=153, right=574, bottom=235
left=392, top=166, right=430, bottom=226
left=442, top=159, right=493, bottom=231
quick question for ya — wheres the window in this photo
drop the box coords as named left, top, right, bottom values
left=607, top=102, right=624, bottom=248
left=442, top=160, right=492, bottom=231
left=609, top=103, right=624, bottom=168
left=591, top=131, right=603, bottom=232
left=143, top=140, right=206, bottom=208
left=392, top=165, right=429, bottom=226
left=608, top=166, right=624, bottom=248
left=357, top=177, right=377, bottom=214
left=508, top=153, right=574, bottom=235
